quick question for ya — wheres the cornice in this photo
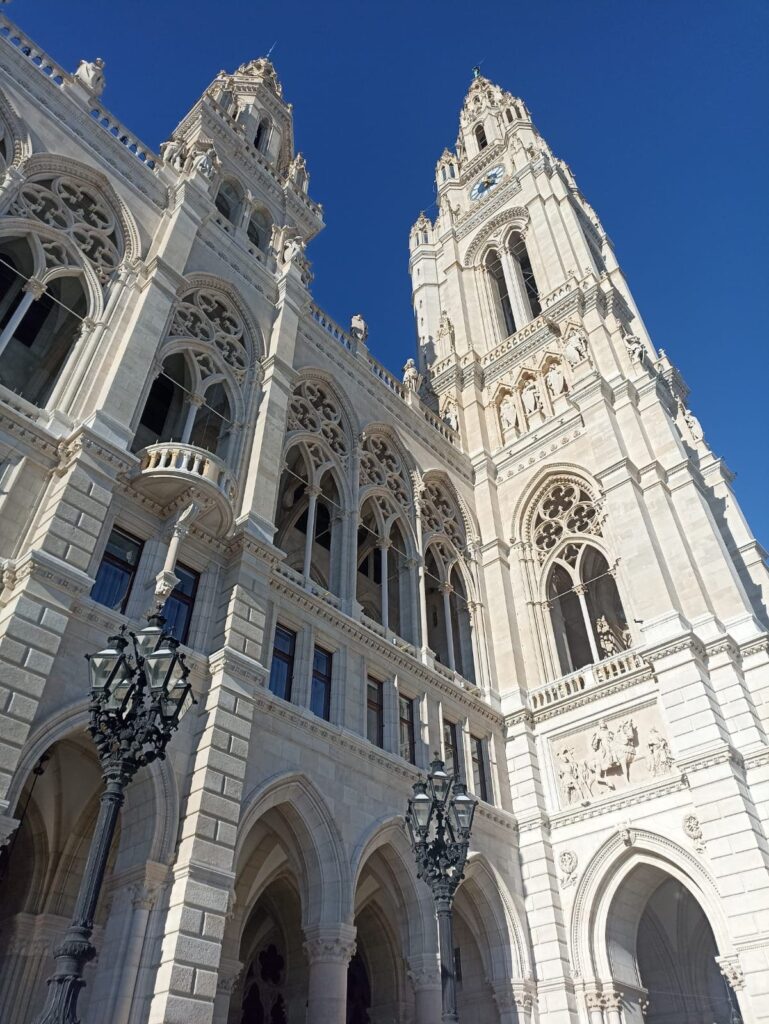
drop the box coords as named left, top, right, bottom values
left=1, top=547, right=93, bottom=601
left=550, top=773, right=689, bottom=829
left=526, top=665, right=655, bottom=724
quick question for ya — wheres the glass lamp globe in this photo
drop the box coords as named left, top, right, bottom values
left=450, top=782, right=477, bottom=834
left=87, top=634, right=133, bottom=711
left=428, top=758, right=451, bottom=804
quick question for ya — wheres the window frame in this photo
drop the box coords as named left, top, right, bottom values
left=443, top=718, right=460, bottom=780
left=90, top=526, right=144, bottom=614
left=471, top=734, right=489, bottom=802
left=269, top=624, right=297, bottom=702
left=398, top=694, right=416, bottom=765
left=162, top=562, right=200, bottom=645
left=366, top=677, right=385, bottom=748
left=310, top=645, right=333, bottom=721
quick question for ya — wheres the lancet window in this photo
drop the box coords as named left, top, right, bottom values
left=0, top=234, right=88, bottom=406
left=214, top=179, right=243, bottom=225
left=485, top=248, right=516, bottom=338
left=474, top=123, right=488, bottom=151
left=355, top=431, right=417, bottom=642
left=481, top=229, right=541, bottom=342
left=420, top=479, right=477, bottom=683
left=526, top=477, right=631, bottom=676
left=247, top=207, right=271, bottom=251
left=132, top=285, right=256, bottom=463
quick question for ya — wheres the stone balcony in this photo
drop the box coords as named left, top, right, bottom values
left=528, top=649, right=652, bottom=717
left=131, top=442, right=236, bottom=536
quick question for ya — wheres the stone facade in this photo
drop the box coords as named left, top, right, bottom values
left=0, top=18, right=767, bottom=1024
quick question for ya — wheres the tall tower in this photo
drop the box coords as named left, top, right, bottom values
left=410, top=71, right=769, bottom=1018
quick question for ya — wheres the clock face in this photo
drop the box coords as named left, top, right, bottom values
left=470, top=165, right=504, bottom=200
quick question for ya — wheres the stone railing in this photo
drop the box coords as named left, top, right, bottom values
left=139, top=442, right=236, bottom=501
left=529, top=648, right=649, bottom=713
left=88, top=104, right=159, bottom=169
left=308, top=303, right=459, bottom=448
left=0, top=16, right=69, bottom=86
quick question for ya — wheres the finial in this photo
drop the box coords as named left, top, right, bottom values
left=472, top=65, right=481, bottom=80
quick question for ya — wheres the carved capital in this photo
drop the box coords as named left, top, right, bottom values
left=303, top=925, right=357, bottom=965
left=716, top=954, right=745, bottom=991
left=407, top=954, right=441, bottom=989
left=23, top=277, right=47, bottom=300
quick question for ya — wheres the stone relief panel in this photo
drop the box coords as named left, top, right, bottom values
left=550, top=702, right=675, bottom=809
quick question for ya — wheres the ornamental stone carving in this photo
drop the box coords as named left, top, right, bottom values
left=682, top=812, right=705, bottom=853
left=531, top=480, right=601, bottom=559
left=402, top=357, right=422, bottom=393
left=563, top=328, right=588, bottom=366
left=168, top=287, right=249, bottom=381
left=350, top=312, right=368, bottom=343
left=498, top=392, right=517, bottom=437
left=74, top=57, right=106, bottom=96
left=552, top=706, right=673, bottom=807
left=559, top=849, right=578, bottom=887
left=9, top=174, right=122, bottom=283
left=303, top=932, right=357, bottom=964
left=359, top=432, right=411, bottom=508
left=287, top=380, right=350, bottom=459
left=420, top=479, right=466, bottom=549
left=716, top=954, right=745, bottom=991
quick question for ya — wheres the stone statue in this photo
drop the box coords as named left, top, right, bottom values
left=556, top=746, right=590, bottom=804
left=192, top=146, right=217, bottom=180
left=596, top=615, right=621, bottom=656
left=623, top=329, right=646, bottom=364
left=683, top=405, right=704, bottom=442
left=402, top=358, right=421, bottom=393
left=545, top=362, right=565, bottom=399
left=647, top=727, right=674, bottom=777
left=620, top=625, right=633, bottom=650
left=564, top=329, right=587, bottom=367
left=74, top=57, right=106, bottom=97
left=161, top=138, right=187, bottom=171
left=442, top=401, right=459, bottom=431
left=289, top=152, right=308, bottom=189
left=350, top=313, right=368, bottom=343
left=590, top=720, right=620, bottom=774
left=436, top=309, right=456, bottom=353
left=499, top=394, right=517, bottom=435
left=521, top=379, right=540, bottom=416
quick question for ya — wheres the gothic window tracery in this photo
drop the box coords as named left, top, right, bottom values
left=287, top=379, right=350, bottom=461
left=168, top=287, right=249, bottom=382
left=532, top=481, right=601, bottom=560
left=7, top=174, right=123, bottom=284
left=358, top=431, right=411, bottom=509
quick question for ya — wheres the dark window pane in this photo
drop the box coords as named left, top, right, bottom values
left=310, top=646, right=332, bottom=720
left=367, top=678, right=384, bottom=748
left=269, top=625, right=296, bottom=701
left=471, top=735, right=489, bottom=802
left=399, top=695, right=415, bottom=764
left=443, top=720, right=459, bottom=779
left=90, top=528, right=143, bottom=613
left=162, top=564, right=199, bottom=644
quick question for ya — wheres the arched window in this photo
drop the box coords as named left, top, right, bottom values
left=485, top=248, right=516, bottom=338
left=474, top=123, right=488, bottom=151
left=505, top=109, right=514, bottom=124
left=548, top=544, right=630, bottom=674
left=275, top=446, right=344, bottom=595
left=356, top=500, right=417, bottom=644
left=132, top=351, right=235, bottom=459
left=449, top=164, right=456, bottom=178
left=508, top=231, right=541, bottom=319
left=247, top=208, right=271, bottom=251
left=441, top=167, right=447, bottom=182
left=254, top=117, right=270, bottom=153
left=214, top=180, right=242, bottom=224
left=0, top=237, right=87, bottom=407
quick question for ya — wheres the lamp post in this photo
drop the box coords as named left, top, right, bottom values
left=405, top=757, right=478, bottom=1024
left=32, top=612, right=195, bottom=1024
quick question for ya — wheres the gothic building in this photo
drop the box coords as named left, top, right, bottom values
left=0, top=13, right=767, bottom=1024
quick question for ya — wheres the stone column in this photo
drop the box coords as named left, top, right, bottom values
left=441, top=582, right=456, bottom=672
left=379, top=539, right=390, bottom=632
left=302, top=485, right=320, bottom=581
left=406, top=954, right=441, bottom=1024
left=148, top=650, right=265, bottom=1024
left=109, top=870, right=166, bottom=1024
left=302, top=924, right=357, bottom=1024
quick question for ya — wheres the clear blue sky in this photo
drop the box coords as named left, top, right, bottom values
left=11, top=0, right=769, bottom=545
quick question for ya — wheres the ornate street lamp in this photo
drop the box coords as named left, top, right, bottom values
left=33, top=612, right=195, bottom=1024
left=405, top=756, right=478, bottom=1023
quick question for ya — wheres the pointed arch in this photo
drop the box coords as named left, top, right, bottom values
left=171, top=272, right=265, bottom=366
left=458, top=854, right=533, bottom=984
left=0, top=86, right=32, bottom=173
left=512, top=463, right=603, bottom=546
left=14, top=152, right=141, bottom=264
left=351, top=815, right=437, bottom=960
left=5, top=698, right=179, bottom=864
left=237, top=771, right=353, bottom=928
left=569, top=827, right=733, bottom=982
